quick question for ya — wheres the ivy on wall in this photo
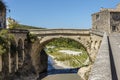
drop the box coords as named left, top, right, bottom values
left=0, top=29, right=14, bottom=55
left=27, top=33, right=37, bottom=43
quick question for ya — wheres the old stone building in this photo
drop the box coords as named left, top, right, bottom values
left=0, top=0, right=6, bottom=28
left=92, top=3, right=120, bottom=33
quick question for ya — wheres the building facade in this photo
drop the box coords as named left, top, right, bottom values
left=92, top=4, right=120, bottom=33
left=0, top=0, right=6, bottom=28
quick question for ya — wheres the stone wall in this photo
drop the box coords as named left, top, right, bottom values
left=110, top=12, right=120, bottom=32
left=90, top=34, right=102, bottom=62
left=92, top=4, right=120, bottom=34
left=88, top=33, right=112, bottom=80
left=92, top=11, right=110, bottom=33
left=30, top=38, right=48, bottom=75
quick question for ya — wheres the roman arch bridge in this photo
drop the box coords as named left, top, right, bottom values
left=0, top=29, right=115, bottom=80
left=30, top=29, right=91, bottom=50
left=28, top=29, right=103, bottom=74
left=29, top=29, right=102, bottom=50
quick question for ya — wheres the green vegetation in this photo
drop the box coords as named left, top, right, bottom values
left=15, top=24, right=44, bottom=29
left=47, top=38, right=86, bottom=50
left=0, top=29, right=14, bottom=55
left=45, top=38, right=90, bottom=68
left=46, top=48, right=89, bottom=67
left=7, top=17, right=45, bottom=29
left=27, top=33, right=37, bottom=43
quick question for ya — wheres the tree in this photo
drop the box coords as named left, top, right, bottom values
left=7, top=17, right=20, bottom=29
left=0, top=29, right=14, bottom=55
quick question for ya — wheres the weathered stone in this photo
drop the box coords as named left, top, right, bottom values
left=92, top=4, right=120, bottom=34
left=88, top=33, right=112, bottom=80
left=77, top=65, right=92, bottom=80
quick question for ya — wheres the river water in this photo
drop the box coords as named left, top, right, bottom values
left=14, top=56, right=81, bottom=80
left=38, top=56, right=81, bottom=80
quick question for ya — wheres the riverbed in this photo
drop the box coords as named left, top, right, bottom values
left=40, top=54, right=81, bottom=80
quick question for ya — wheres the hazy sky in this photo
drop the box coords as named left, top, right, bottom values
left=4, top=0, right=120, bottom=29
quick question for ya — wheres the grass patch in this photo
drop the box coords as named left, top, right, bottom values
left=45, top=47, right=89, bottom=68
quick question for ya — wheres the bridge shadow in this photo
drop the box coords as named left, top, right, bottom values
left=108, top=37, right=118, bottom=80
left=38, top=68, right=80, bottom=80
left=37, top=56, right=80, bottom=80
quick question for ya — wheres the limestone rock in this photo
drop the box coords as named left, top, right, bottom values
left=77, top=65, right=92, bottom=80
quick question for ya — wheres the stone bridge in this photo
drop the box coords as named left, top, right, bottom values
left=29, top=29, right=102, bottom=50
left=1, top=28, right=116, bottom=80
left=28, top=29, right=103, bottom=75
left=1, top=0, right=120, bottom=79
left=30, top=29, right=91, bottom=50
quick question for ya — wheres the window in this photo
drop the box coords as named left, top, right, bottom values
left=96, top=14, right=100, bottom=20
left=112, top=26, right=116, bottom=32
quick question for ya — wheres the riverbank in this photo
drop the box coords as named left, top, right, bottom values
left=48, top=55, right=74, bottom=69
left=46, top=48, right=89, bottom=68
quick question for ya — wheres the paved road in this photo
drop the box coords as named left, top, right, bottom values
left=109, top=33, right=120, bottom=80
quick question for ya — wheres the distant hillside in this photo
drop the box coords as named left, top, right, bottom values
left=7, top=17, right=45, bottom=29
left=15, top=24, right=45, bottom=29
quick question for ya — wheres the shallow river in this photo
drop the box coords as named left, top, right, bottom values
left=39, top=56, right=81, bottom=80
left=14, top=54, right=81, bottom=80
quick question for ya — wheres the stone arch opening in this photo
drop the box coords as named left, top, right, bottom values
left=17, top=39, right=24, bottom=68
left=36, top=37, right=90, bottom=74
left=40, top=37, right=88, bottom=51
left=10, top=39, right=17, bottom=73
left=24, top=39, right=28, bottom=55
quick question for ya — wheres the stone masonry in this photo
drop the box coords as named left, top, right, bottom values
left=92, top=3, right=120, bottom=34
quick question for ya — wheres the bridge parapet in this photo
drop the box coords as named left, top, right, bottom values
left=28, top=29, right=90, bottom=36
left=8, top=29, right=29, bottom=34
left=88, top=33, right=112, bottom=80
left=90, top=30, right=104, bottom=37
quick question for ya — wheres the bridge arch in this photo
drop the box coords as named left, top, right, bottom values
left=17, top=38, right=24, bottom=69
left=10, top=39, right=17, bottom=73
left=31, top=36, right=91, bottom=74
left=39, top=36, right=90, bottom=52
left=29, top=29, right=103, bottom=74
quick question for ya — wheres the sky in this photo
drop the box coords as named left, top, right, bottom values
left=3, top=0, right=120, bottom=29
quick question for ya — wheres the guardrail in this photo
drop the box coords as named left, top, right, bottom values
left=88, top=33, right=112, bottom=80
